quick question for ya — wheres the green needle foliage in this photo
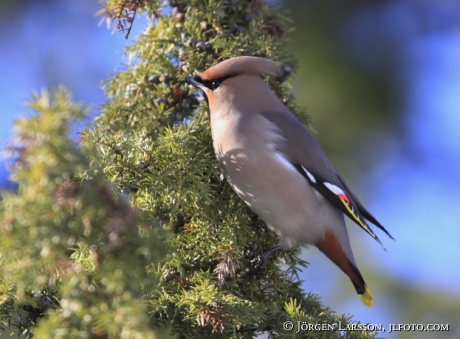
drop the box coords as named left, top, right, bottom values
left=0, top=88, right=169, bottom=338
left=0, top=1, right=377, bottom=338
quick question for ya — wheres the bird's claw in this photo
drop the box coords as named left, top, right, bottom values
left=243, top=245, right=282, bottom=279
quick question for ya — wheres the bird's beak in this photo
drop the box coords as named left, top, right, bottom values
left=184, top=76, right=205, bottom=91
left=184, top=76, right=209, bottom=106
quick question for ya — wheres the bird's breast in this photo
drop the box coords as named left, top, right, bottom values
left=210, top=113, right=337, bottom=248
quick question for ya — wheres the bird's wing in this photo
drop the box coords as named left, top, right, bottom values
left=336, top=174, right=394, bottom=240
left=261, top=111, right=393, bottom=245
left=294, top=164, right=384, bottom=248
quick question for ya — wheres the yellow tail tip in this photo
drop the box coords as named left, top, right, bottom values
left=358, top=286, right=373, bottom=307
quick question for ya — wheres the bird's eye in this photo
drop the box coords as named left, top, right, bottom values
left=197, top=75, right=233, bottom=90
left=210, top=80, right=221, bottom=90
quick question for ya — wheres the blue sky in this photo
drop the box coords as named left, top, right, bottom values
left=342, top=0, right=460, bottom=291
left=295, top=2, right=460, bottom=337
left=0, top=1, right=146, bottom=188
left=1, top=0, right=459, bottom=338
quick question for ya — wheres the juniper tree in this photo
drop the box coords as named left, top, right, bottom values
left=0, top=1, right=377, bottom=338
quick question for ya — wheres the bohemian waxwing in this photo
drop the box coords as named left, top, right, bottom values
left=185, top=56, right=393, bottom=307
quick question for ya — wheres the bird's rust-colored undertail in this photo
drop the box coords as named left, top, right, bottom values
left=316, top=230, right=373, bottom=307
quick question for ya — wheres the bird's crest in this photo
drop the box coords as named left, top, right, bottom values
left=199, top=56, right=283, bottom=81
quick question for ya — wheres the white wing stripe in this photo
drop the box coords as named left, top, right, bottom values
left=301, top=166, right=316, bottom=183
left=324, top=182, right=345, bottom=196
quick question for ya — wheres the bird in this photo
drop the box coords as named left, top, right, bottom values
left=185, top=56, right=393, bottom=307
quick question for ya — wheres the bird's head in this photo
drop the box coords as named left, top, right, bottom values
left=185, top=56, right=285, bottom=113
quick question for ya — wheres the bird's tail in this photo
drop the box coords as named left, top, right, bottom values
left=356, top=284, right=373, bottom=307
left=349, top=266, right=373, bottom=307
left=316, top=231, right=374, bottom=307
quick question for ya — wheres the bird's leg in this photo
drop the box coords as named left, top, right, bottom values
left=245, top=242, right=259, bottom=259
left=244, top=244, right=282, bottom=278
